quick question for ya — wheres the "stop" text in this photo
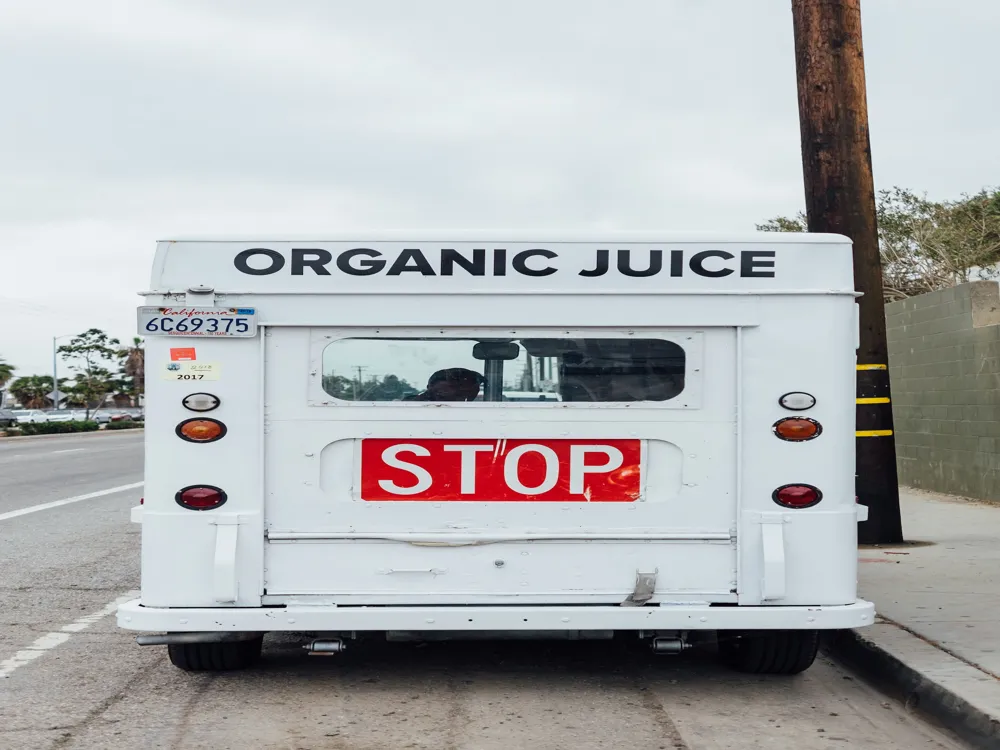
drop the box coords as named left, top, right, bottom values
left=360, top=439, right=642, bottom=502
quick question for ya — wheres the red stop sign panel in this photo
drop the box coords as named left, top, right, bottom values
left=360, top=438, right=641, bottom=502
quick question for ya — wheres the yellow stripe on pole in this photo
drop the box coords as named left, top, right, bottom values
left=856, top=364, right=888, bottom=371
left=856, top=430, right=893, bottom=437
left=856, top=397, right=890, bottom=404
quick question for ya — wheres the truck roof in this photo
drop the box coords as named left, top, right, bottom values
left=158, top=232, right=849, bottom=244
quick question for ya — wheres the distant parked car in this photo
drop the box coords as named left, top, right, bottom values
left=91, top=410, right=133, bottom=424
left=45, top=410, right=76, bottom=423
left=0, top=409, right=18, bottom=428
left=11, top=409, right=48, bottom=424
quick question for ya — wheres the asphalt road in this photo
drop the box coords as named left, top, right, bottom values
left=0, top=432, right=970, bottom=749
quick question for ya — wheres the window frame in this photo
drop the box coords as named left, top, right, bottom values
left=307, top=328, right=703, bottom=409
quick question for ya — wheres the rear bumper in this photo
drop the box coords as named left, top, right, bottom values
left=117, top=599, right=874, bottom=633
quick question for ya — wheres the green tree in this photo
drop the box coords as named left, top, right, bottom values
left=7, top=375, right=59, bottom=408
left=63, top=370, right=115, bottom=410
left=756, top=213, right=806, bottom=233
left=363, top=374, right=418, bottom=401
left=321, top=374, right=354, bottom=400
left=0, top=358, right=14, bottom=389
left=58, top=329, right=120, bottom=418
left=116, top=337, right=145, bottom=406
left=0, top=358, right=14, bottom=406
left=758, top=186, right=1000, bottom=301
left=321, top=372, right=417, bottom=401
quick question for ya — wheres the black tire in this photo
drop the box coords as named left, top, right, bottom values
left=718, top=629, right=819, bottom=675
left=167, top=636, right=264, bottom=672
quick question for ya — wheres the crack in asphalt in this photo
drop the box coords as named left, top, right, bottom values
left=48, top=653, right=168, bottom=749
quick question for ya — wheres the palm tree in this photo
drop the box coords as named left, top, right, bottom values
left=7, top=375, right=55, bottom=408
left=0, top=358, right=14, bottom=388
left=0, top=358, right=14, bottom=408
left=118, top=337, right=145, bottom=407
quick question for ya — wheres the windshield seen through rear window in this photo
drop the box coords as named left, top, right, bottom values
left=321, top=337, right=685, bottom=403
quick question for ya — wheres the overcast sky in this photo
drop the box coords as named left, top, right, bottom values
left=1, top=0, right=996, bottom=377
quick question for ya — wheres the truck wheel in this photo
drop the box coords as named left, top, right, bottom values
left=167, top=636, right=264, bottom=672
left=718, top=630, right=819, bottom=675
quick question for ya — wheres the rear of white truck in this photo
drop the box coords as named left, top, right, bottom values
left=119, top=234, right=874, bottom=674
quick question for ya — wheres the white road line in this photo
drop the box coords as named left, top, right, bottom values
left=0, top=591, right=139, bottom=679
left=51, top=448, right=85, bottom=454
left=0, top=482, right=144, bottom=522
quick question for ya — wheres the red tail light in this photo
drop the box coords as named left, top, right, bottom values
left=773, top=484, right=822, bottom=509
left=175, top=485, right=228, bottom=511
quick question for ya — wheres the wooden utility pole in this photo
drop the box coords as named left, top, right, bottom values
left=791, top=0, right=903, bottom=543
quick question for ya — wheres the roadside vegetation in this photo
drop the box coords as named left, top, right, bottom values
left=2, top=420, right=143, bottom=437
left=1, top=330, right=144, bottom=412
left=761, top=185, right=1000, bottom=302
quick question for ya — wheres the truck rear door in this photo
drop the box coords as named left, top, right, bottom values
left=262, top=327, right=738, bottom=605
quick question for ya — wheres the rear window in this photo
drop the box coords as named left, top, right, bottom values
left=321, top=337, right=685, bottom=403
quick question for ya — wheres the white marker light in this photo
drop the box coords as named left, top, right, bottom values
left=778, top=392, right=816, bottom=411
left=182, top=392, right=221, bottom=412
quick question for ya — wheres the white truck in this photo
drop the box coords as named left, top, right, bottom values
left=119, top=233, right=874, bottom=674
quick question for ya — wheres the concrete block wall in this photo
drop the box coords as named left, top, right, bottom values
left=886, top=281, right=1000, bottom=501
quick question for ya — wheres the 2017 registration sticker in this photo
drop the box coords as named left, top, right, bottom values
left=138, top=307, right=257, bottom=337
left=162, top=362, right=221, bottom=381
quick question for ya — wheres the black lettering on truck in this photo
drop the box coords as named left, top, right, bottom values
left=291, top=249, right=332, bottom=275
left=234, top=248, right=285, bottom=275
left=233, top=247, right=777, bottom=279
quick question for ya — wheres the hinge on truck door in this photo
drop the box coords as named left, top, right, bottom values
left=185, top=286, right=216, bottom=306
left=621, top=570, right=658, bottom=607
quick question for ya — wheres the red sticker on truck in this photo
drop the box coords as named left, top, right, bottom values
left=360, top=439, right=641, bottom=502
left=170, top=347, right=197, bottom=361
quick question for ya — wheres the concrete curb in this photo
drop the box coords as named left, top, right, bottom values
left=827, top=621, right=1000, bottom=749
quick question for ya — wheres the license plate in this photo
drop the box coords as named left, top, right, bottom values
left=137, top=307, right=257, bottom=337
